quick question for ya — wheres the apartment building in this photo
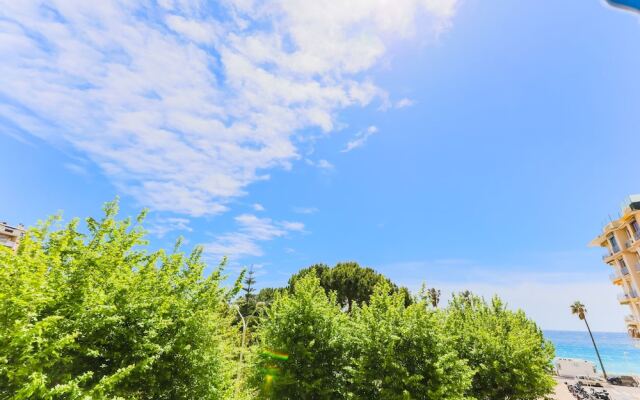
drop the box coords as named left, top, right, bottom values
left=0, top=221, right=25, bottom=251
left=590, top=195, right=640, bottom=341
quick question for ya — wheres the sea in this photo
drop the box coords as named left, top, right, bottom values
left=545, top=330, right=640, bottom=375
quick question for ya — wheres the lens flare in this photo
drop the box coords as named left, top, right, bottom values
left=262, top=350, right=289, bottom=361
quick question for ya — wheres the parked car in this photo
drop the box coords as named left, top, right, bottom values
left=608, top=375, right=639, bottom=387
left=576, top=376, right=603, bottom=387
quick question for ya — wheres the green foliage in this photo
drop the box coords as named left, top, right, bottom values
left=254, top=287, right=284, bottom=306
left=349, top=283, right=472, bottom=400
left=252, top=275, right=350, bottom=399
left=0, top=200, right=556, bottom=400
left=0, top=200, right=240, bottom=399
left=445, top=293, right=556, bottom=400
left=288, top=262, right=412, bottom=311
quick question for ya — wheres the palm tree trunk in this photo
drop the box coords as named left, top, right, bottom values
left=584, top=317, right=608, bottom=380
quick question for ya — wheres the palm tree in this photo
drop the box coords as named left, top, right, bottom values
left=571, top=301, right=608, bottom=380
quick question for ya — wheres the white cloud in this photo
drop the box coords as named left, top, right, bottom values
left=206, top=213, right=304, bottom=259
left=0, top=0, right=457, bottom=215
left=317, top=159, right=334, bottom=170
left=395, top=97, right=414, bottom=108
left=318, top=159, right=334, bottom=170
left=306, top=158, right=334, bottom=170
left=146, top=216, right=192, bottom=238
left=342, top=125, right=379, bottom=153
left=293, top=206, right=319, bottom=214
left=252, top=203, right=265, bottom=211
left=281, top=221, right=305, bottom=231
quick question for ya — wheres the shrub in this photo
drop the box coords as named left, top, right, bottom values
left=349, top=283, right=472, bottom=400
left=445, top=294, right=556, bottom=400
left=252, top=275, right=350, bottom=399
left=0, top=201, right=240, bottom=399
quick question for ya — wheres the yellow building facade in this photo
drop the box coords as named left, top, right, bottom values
left=591, top=195, right=640, bottom=340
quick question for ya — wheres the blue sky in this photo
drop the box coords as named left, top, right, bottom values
left=1, top=0, right=640, bottom=331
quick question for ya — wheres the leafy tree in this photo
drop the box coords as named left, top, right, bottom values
left=255, top=287, right=285, bottom=306
left=252, top=274, right=350, bottom=399
left=349, top=283, right=472, bottom=400
left=0, top=200, right=242, bottom=399
left=445, top=293, right=556, bottom=400
left=289, top=262, right=412, bottom=311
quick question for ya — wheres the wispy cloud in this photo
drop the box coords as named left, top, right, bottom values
left=293, top=206, right=319, bottom=215
left=206, top=214, right=304, bottom=260
left=64, top=162, right=90, bottom=177
left=252, top=203, right=265, bottom=212
left=342, top=126, right=379, bottom=153
left=145, top=216, right=192, bottom=238
left=395, top=98, right=414, bottom=108
left=306, top=158, right=334, bottom=170
left=0, top=1, right=457, bottom=216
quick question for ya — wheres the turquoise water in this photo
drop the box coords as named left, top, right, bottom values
left=545, top=330, right=640, bottom=375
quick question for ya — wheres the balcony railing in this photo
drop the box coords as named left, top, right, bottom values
left=625, top=315, right=638, bottom=324
left=602, top=253, right=613, bottom=261
left=618, top=293, right=632, bottom=302
left=610, top=272, right=621, bottom=282
left=625, top=239, right=634, bottom=249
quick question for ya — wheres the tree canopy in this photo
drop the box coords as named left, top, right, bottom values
left=288, top=262, right=412, bottom=311
left=445, top=293, right=556, bottom=400
left=0, top=202, right=557, bottom=400
left=0, top=201, right=242, bottom=399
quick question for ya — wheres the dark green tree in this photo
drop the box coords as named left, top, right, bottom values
left=288, top=262, right=412, bottom=311
left=255, top=287, right=285, bottom=306
left=238, top=265, right=258, bottom=321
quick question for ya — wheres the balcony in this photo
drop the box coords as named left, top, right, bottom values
left=611, top=267, right=631, bottom=283
left=624, top=239, right=634, bottom=249
left=618, top=292, right=638, bottom=303
left=625, top=315, right=639, bottom=325
left=0, top=238, right=16, bottom=249
left=602, top=252, right=614, bottom=261
left=619, top=293, right=631, bottom=303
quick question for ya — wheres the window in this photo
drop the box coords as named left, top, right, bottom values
left=631, top=219, right=640, bottom=239
left=609, top=235, right=620, bottom=253
left=619, top=259, right=629, bottom=275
